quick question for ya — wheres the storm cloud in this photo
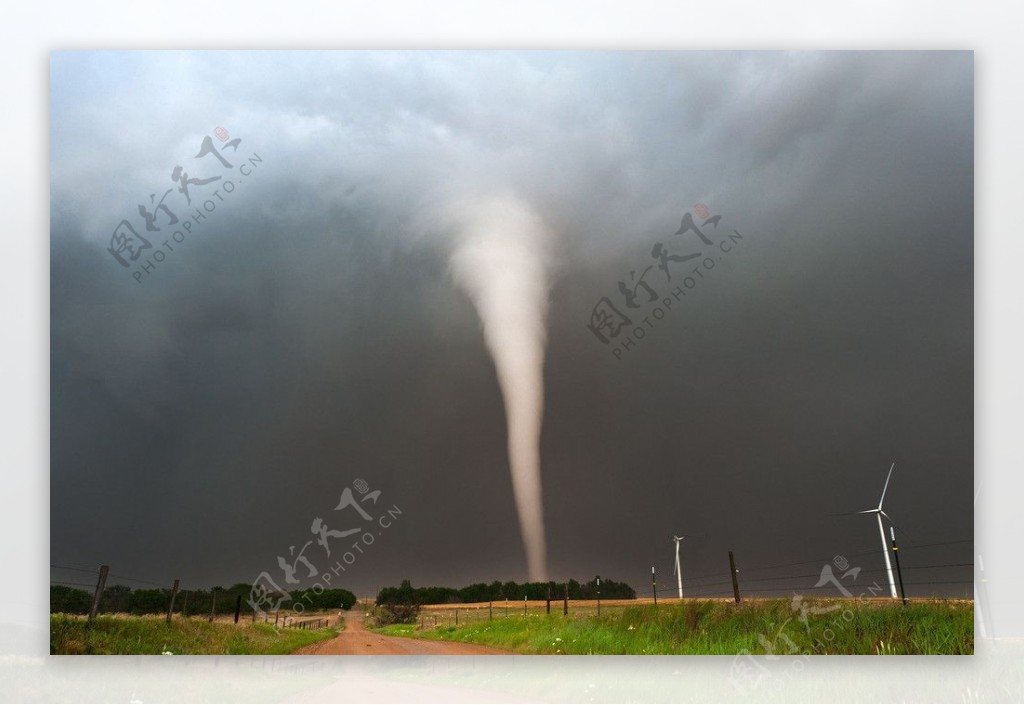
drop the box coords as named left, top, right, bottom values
left=50, top=51, right=973, bottom=599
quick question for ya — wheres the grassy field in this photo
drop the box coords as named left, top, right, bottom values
left=374, top=599, right=973, bottom=655
left=50, top=613, right=341, bottom=655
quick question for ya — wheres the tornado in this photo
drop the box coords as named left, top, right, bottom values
left=447, top=195, right=549, bottom=581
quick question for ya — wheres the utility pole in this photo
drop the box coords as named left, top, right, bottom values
left=88, top=565, right=109, bottom=621
left=563, top=583, right=568, bottom=616
left=890, top=527, right=907, bottom=606
left=729, top=551, right=742, bottom=604
left=651, top=566, right=657, bottom=606
left=546, top=585, right=551, bottom=614
left=165, top=579, right=180, bottom=624
left=209, top=588, right=217, bottom=622
left=596, top=576, right=601, bottom=616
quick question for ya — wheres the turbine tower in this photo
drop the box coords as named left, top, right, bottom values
left=672, top=535, right=687, bottom=599
left=856, top=462, right=899, bottom=599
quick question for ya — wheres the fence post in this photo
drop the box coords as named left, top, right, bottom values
left=165, top=579, right=180, bottom=624
left=729, top=551, right=742, bottom=604
left=181, top=590, right=190, bottom=618
left=563, top=583, right=568, bottom=616
left=455, top=608, right=459, bottom=627
left=234, top=594, right=242, bottom=624
left=890, top=527, right=908, bottom=606
left=651, top=566, right=657, bottom=606
left=209, top=588, right=217, bottom=622
left=546, top=585, right=551, bottom=615
left=489, top=601, right=493, bottom=621
left=88, top=565, right=109, bottom=621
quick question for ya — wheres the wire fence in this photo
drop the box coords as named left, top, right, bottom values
left=623, top=537, right=975, bottom=601
left=51, top=536, right=975, bottom=627
left=49, top=564, right=344, bottom=628
left=401, top=536, right=976, bottom=630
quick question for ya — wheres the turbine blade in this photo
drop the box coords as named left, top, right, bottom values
left=878, top=461, right=896, bottom=509
left=825, top=510, right=876, bottom=517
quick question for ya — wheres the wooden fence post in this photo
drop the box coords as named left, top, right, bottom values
left=88, top=565, right=109, bottom=621
left=729, top=551, right=742, bottom=604
left=165, top=579, right=180, bottom=624
left=209, top=588, right=217, bottom=622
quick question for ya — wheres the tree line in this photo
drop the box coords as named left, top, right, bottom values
left=50, top=582, right=357, bottom=615
left=376, top=577, right=636, bottom=605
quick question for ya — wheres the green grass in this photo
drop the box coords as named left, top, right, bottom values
left=373, top=600, right=973, bottom=655
left=50, top=614, right=340, bottom=655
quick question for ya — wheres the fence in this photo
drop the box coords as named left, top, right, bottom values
left=51, top=535, right=974, bottom=629
left=399, top=536, right=976, bottom=630
left=49, top=564, right=343, bottom=628
left=628, top=537, right=975, bottom=603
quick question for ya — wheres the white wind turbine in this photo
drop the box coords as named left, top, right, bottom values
left=856, top=461, right=899, bottom=599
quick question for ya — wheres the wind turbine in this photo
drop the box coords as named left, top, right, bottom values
left=856, top=462, right=899, bottom=599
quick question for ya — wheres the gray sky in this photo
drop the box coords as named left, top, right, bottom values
left=50, top=51, right=972, bottom=600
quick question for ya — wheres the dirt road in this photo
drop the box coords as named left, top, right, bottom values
left=295, top=609, right=511, bottom=655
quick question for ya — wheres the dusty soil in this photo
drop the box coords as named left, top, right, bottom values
left=294, top=609, right=511, bottom=655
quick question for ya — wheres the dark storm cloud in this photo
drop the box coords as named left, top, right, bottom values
left=50, top=51, right=972, bottom=599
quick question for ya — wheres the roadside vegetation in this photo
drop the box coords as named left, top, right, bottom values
left=371, top=599, right=972, bottom=655
left=50, top=614, right=339, bottom=655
